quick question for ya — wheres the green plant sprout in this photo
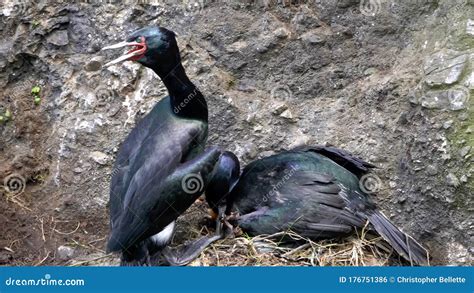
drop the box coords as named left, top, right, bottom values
left=31, top=86, right=41, bottom=95
left=4, top=109, right=12, bottom=120
left=31, top=20, right=40, bottom=28
left=31, top=85, right=41, bottom=105
left=0, top=109, right=12, bottom=124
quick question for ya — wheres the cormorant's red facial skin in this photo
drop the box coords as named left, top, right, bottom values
left=127, top=36, right=147, bottom=61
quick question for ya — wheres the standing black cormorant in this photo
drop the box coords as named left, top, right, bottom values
left=102, top=26, right=221, bottom=265
left=211, top=146, right=429, bottom=265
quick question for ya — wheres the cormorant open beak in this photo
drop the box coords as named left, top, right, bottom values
left=101, top=37, right=147, bottom=67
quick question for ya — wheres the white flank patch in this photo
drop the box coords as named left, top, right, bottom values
left=150, top=221, right=176, bottom=246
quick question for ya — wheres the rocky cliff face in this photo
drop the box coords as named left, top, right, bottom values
left=0, top=0, right=472, bottom=265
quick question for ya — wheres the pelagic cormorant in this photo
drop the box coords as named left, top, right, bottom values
left=213, top=146, right=429, bottom=265
left=205, top=151, right=240, bottom=235
left=102, top=26, right=221, bottom=265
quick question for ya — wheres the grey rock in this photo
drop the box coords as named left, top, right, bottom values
left=46, top=30, right=69, bottom=46
left=273, top=27, right=290, bottom=39
left=255, top=43, right=269, bottom=54
left=288, top=134, right=309, bottom=149
left=90, top=151, right=109, bottom=165
left=398, top=195, right=407, bottom=203
left=259, top=151, right=275, bottom=158
left=253, top=124, right=263, bottom=132
left=364, top=67, right=377, bottom=76
left=459, top=146, right=471, bottom=157
left=235, top=142, right=258, bottom=161
left=291, top=9, right=320, bottom=32
left=424, top=51, right=468, bottom=87
left=446, top=173, right=460, bottom=187
left=300, top=31, right=325, bottom=44
left=279, top=109, right=295, bottom=121
left=447, top=87, right=470, bottom=110
left=45, top=16, right=70, bottom=33
left=426, top=164, right=439, bottom=176
left=443, top=120, right=453, bottom=129
left=57, top=245, right=75, bottom=260
left=0, top=252, right=12, bottom=264
left=420, top=91, right=448, bottom=109
left=271, top=103, right=288, bottom=115
left=419, top=89, right=468, bottom=111
left=226, top=41, right=247, bottom=53
left=466, top=19, right=474, bottom=36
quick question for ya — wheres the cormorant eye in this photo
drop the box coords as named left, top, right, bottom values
left=136, top=37, right=142, bottom=43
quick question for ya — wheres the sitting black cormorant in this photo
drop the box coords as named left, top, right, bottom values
left=205, top=151, right=240, bottom=235
left=213, top=146, right=429, bottom=265
left=102, top=26, right=222, bottom=265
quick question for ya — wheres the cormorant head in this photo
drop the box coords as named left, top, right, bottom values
left=206, top=151, right=241, bottom=216
left=101, top=26, right=180, bottom=73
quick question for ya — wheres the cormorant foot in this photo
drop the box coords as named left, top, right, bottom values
left=158, top=234, right=222, bottom=266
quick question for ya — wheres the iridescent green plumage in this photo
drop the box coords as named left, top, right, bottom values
left=106, top=27, right=220, bottom=265
left=225, top=146, right=429, bottom=265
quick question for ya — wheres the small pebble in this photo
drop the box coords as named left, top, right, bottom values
left=446, top=173, right=460, bottom=187
left=57, top=245, right=75, bottom=260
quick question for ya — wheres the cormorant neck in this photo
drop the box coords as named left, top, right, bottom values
left=153, top=63, right=208, bottom=122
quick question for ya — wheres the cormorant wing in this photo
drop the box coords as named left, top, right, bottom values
left=108, top=101, right=207, bottom=250
left=238, top=170, right=366, bottom=239
left=109, top=104, right=166, bottom=230
left=293, top=145, right=376, bottom=178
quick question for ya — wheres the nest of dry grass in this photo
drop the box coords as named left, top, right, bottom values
left=70, top=227, right=400, bottom=267
left=191, top=225, right=402, bottom=266
left=66, top=201, right=403, bottom=266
